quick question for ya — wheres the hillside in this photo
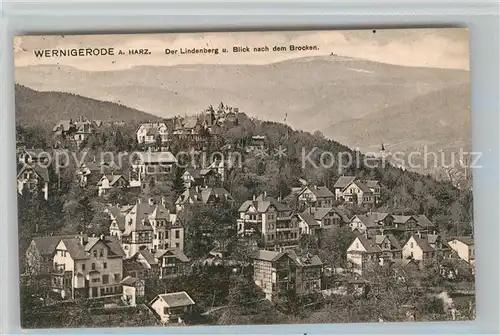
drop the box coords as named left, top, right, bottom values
left=15, top=84, right=160, bottom=126
left=326, top=83, right=471, bottom=153
left=15, top=56, right=469, bottom=134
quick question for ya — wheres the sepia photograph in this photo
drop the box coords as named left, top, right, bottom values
left=14, top=28, right=474, bottom=328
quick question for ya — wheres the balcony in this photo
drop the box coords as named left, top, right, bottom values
left=276, top=215, right=293, bottom=221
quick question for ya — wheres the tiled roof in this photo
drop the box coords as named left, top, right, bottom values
left=121, top=276, right=140, bottom=286
left=351, top=180, right=372, bottom=193
left=31, top=235, right=77, bottom=256
left=297, top=212, right=320, bottom=228
left=123, top=202, right=174, bottom=235
left=392, top=215, right=413, bottom=224
left=251, top=250, right=283, bottom=262
left=155, top=248, right=190, bottom=263
left=155, top=291, right=195, bottom=308
left=238, top=194, right=290, bottom=213
left=313, top=207, right=338, bottom=220
left=364, top=180, right=380, bottom=188
left=414, top=215, right=435, bottom=228
left=333, top=176, right=356, bottom=189
left=449, top=236, right=474, bottom=246
left=354, top=212, right=391, bottom=228
left=300, top=185, right=334, bottom=198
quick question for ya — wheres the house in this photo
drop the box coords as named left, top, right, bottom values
left=131, top=151, right=177, bottom=182
left=51, top=234, right=125, bottom=299
left=297, top=212, right=321, bottom=236
left=155, top=248, right=190, bottom=279
left=340, top=180, right=374, bottom=205
left=120, top=198, right=184, bottom=258
left=17, top=164, right=49, bottom=200
left=25, top=235, right=77, bottom=276
left=123, top=249, right=158, bottom=280
left=402, top=232, right=451, bottom=263
left=297, top=207, right=345, bottom=235
left=121, top=276, right=145, bottom=306
left=389, top=214, right=436, bottom=237
left=175, top=186, right=235, bottom=212
left=447, top=236, right=475, bottom=265
left=181, top=168, right=218, bottom=189
left=346, top=233, right=402, bottom=275
left=349, top=212, right=394, bottom=235
left=333, top=176, right=356, bottom=200
left=77, top=160, right=119, bottom=187
left=297, top=185, right=335, bottom=208
left=53, top=119, right=76, bottom=138
left=237, top=193, right=300, bottom=249
left=105, top=204, right=134, bottom=240
left=73, top=117, right=95, bottom=147
left=150, top=291, right=196, bottom=324
left=252, top=250, right=323, bottom=301
left=364, top=180, right=381, bottom=204
left=136, top=122, right=169, bottom=145
left=97, top=174, right=128, bottom=196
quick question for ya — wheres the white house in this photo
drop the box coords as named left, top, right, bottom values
left=150, top=291, right=195, bottom=324
left=97, top=174, right=128, bottom=196
left=402, top=233, right=450, bottom=263
left=136, top=122, right=169, bottom=144
left=447, top=236, right=475, bottom=264
left=17, top=165, right=49, bottom=200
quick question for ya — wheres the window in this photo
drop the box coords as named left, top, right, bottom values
left=82, top=264, right=86, bottom=271
left=93, top=250, right=98, bottom=258
left=92, top=278, right=100, bottom=283
left=175, top=243, right=180, bottom=248
left=103, top=262, right=107, bottom=269
left=410, top=242, right=414, bottom=248
left=92, top=263, right=96, bottom=270
left=175, top=230, right=180, bottom=239
left=163, top=307, right=169, bottom=315
left=99, top=249, right=104, bottom=258
left=102, top=274, right=109, bottom=284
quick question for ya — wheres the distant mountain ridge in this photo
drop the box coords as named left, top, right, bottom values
left=15, top=84, right=160, bottom=126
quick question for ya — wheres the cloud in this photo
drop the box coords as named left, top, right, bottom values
left=13, top=28, right=469, bottom=71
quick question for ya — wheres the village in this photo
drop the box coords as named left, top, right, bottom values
left=17, top=106, right=475, bottom=327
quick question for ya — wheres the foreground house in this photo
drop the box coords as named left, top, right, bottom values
left=52, top=234, right=125, bottom=299
left=297, top=185, right=335, bottom=209
left=17, top=164, right=49, bottom=200
left=447, top=236, right=475, bottom=265
left=121, top=276, right=145, bottom=306
left=150, top=291, right=196, bottom=324
left=346, top=233, right=402, bottom=275
left=252, top=250, right=323, bottom=301
left=238, top=193, right=300, bottom=248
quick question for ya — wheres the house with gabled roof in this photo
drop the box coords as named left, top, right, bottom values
left=346, top=233, right=402, bottom=275
left=175, top=186, right=235, bottom=212
left=237, top=192, right=299, bottom=248
left=402, top=232, right=451, bottom=263
left=120, top=198, right=184, bottom=258
left=333, top=176, right=356, bottom=200
left=447, top=236, right=475, bottom=265
left=155, top=248, right=190, bottom=279
left=364, top=180, right=381, bottom=203
left=17, top=164, right=49, bottom=200
left=181, top=168, right=218, bottom=189
left=252, top=250, right=323, bottom=301
left=349, top=212, right=395, bottom=235
left=25, top=235, right=78, bottom=276
left=52, top=234, right=125, bottom=299
left=136, top=122, right=169, bottom=145
left=150, top=291, right=196, bottom=324
left=97, top=173, right=128, bottom=196
left=131, top=151, right=177, bottom=181
left=297, top=184, right=335, bottom=209
left=123, top=249, right=158, bottom=280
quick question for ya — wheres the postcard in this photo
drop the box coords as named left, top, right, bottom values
left=14, top=29, right=474, bottom=328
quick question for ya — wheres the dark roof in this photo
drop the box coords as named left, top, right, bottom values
left=300, top=185, right=334, bottom=198
left=414, top=215, right=435, bottom=228
left=17, top=165, right=50, bottom=182
left=121, top=276, right=140, bottom=286
left=252, top=249, right=323, bottom=267
left=449, top=236, right=474, bottom=246
left=238, top=193, right=290, bottom=213
left=155, top=248, right=190, bottom=262
left=298, top=212, right=320, bottom=228
left=333, top=176, right=356, bottom=189
left=251, top=250, right=283, bottom=262
left=60, top=235, right=125, bottom=260
left=153, top=291, right=195, bottom=308
left=392, top=215, right=414, bottom=224
left=30, top=235, right=77, bottom=256
left=313, top=207, right=341, bottom=221
left=351, top=180, right=372, bottom=193
left=364, top=180, right=380, bottom=188
left=353, top=212, right=391, bottom=228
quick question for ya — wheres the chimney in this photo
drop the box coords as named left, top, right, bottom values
left=137, top=198, right=142, bottom=204
left=100, top=234, right=105, bottom=241
left=253, top=194, right=256, bottom=201
left=148, top=198, right=154, bottom=206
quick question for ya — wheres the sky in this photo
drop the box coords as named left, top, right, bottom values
left=14, top=28, right=470, bottom=72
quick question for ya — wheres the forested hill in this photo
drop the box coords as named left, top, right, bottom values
left=220, top=113, right=473, bottom=236
left=15, top=84, right=160, bottom=126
